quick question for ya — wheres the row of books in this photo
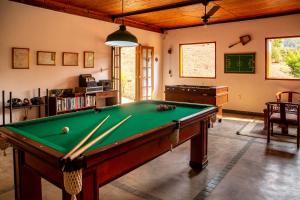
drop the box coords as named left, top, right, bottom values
left=56, top=96, right=96, bottom=112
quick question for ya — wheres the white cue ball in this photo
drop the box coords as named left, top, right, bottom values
left=62, top=127, right=69, bottom=134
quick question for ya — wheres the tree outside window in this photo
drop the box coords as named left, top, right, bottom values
left=266, top=36, right=300, bottom=80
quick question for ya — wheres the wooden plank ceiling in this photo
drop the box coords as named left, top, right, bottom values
left=12, top=0, right=300, bottom=33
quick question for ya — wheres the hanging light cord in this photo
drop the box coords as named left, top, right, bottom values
left=122, top=0, right=124, bottom=25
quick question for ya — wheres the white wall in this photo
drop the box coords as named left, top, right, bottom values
left=0, top=0, right=163, bottom=124
left=163, top=14, right=300, bottom=113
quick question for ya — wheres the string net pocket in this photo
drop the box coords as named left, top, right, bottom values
left=63, top=169, right=82, bottom=200
left=0, top=137, right=11, bottom=156
left=210, top=113, right=217, bottom=123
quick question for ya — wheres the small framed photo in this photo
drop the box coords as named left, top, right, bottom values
left=12, top=47, right=30, bottom=69
left=84, top=51, right=94, bottom=68
left=37, top=51, right=56, bottom=65
left=62, top=52, right=79, bottom=66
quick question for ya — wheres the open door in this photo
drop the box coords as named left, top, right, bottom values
left=111, top=45, right=154, bottom=103
left=137, top=46, right=154, bottom=101
left=111, top=47, right=121, bottom=103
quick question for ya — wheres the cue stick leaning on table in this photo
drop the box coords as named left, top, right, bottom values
left=68, top=115, right=132, bottom=161
left=63, top=115, right=110, bottom=160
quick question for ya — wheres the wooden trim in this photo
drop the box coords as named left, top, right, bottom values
left=265, top=35, right=300, bottom=81
left=10, top=0, right=300, bottom=33
left=179, top=42, right=216, bottom=79
left=118, top=48, right=122, bottom=103
left=36, top=51, right=56, bottom=66
left=164, top=11, right=300, bottom=31
left=135, top=45, right=141, bottom=101
left=223, top=109, right=264, bottom=117
left=139, top=46, right=155, bottom=100
left=0, top=127, right=64, bottom=161
left=111, top=47, right=122, bottom=103
left=10, top=0, right=162, bottom=33
left=112, top=0, right=203, bottom=18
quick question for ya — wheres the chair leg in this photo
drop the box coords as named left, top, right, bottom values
left=297, top=126, right=299, bottom=149
left=267, top=120, right=271, bottom=144
left=271, top=123, right=274, bottom=136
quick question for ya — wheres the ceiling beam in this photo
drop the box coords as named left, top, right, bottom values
left=163, top=10, right=300, bottom=31
left=11, top=0, right=163, bottom=33
left=112, top=0, right=205, bottom=19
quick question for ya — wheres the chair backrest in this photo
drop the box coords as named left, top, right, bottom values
left=267, top=101, right=300, bottom=124
left=276, top=91, right=300, bottom=103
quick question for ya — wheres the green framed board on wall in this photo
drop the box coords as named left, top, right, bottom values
left=224, top=53, right=255, bottom=73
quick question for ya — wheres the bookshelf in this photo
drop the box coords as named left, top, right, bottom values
left=49, top=93, right=95, bottom=116
left=48, top=90, right=118, bottom=116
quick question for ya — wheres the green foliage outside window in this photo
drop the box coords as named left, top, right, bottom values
left=285, top=50, right=300, bottom=77
left=271, top=39, right=282, bottom=63
left=268, top=37, right=300, bottom=79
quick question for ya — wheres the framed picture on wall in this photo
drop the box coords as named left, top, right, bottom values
left=62, top=52, right=79, bottom=66
left=12, top=47, right=30, bottom=69
left=84, top=51, right=94, bottom=68
left=37, top=51, right=56, bottom=65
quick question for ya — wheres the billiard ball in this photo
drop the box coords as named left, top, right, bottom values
left=62, top=127, right=69, bottom=134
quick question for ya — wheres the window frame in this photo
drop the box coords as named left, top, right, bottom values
left=265, top=35, right=300, bottom=81
left=179, top=41, right=216, bottom=79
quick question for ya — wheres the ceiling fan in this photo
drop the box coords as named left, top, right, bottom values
left=181, top=0, right=221, bottom=25
left=200, top=0, right=220, bottom=25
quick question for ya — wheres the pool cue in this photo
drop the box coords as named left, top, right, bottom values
left=63, top=115, right=110, bottom=160
left=69, top=115, right=132, bottom=161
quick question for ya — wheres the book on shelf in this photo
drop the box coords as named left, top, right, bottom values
left=56, top=96, right=95, bottom=112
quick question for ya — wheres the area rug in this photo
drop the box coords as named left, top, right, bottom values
left=238, top=119, right=297, bottom=144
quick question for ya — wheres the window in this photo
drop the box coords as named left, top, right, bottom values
left=266, top=36, right=300, bottom=80
left=180, top=42, right=216, bottom=78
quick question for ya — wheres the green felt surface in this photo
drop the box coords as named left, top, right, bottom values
left=6, top=101, right=212, bottom=154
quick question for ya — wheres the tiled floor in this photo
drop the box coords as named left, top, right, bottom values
left=0, top=114, right=299, bottom=200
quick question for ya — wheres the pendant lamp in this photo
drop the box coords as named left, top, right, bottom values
left=105, top=0, right=138, bottom=47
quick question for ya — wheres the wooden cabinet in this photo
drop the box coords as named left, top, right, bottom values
left=165, top=85, right=228, bottom=121
left=96, top=90, right=118, bottom=107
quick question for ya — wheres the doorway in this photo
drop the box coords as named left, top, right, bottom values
left=111, top=46, right=154, bottom=104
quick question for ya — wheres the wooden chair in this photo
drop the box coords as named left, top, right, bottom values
left=264, top=91, right=300, bottom=130
left=276, top=91, right=300, bottom=103
left=266, top=102, right=300, bottom=148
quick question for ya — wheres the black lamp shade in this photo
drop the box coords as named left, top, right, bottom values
left=105, top=25, right=138, bottom=47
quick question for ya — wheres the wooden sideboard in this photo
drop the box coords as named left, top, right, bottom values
left=96, top=90, right=118, bottom=107
left=165, top=85, right=228, bottom=121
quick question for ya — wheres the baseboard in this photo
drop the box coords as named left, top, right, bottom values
left=223, top=109, right=264, bottom=117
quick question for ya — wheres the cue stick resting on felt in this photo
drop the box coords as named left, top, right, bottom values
left=69, top=115, right=132, bottom=161
left=63, top=115, right=110, bottom=160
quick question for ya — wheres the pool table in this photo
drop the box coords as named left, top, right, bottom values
left=0, top=100, right=217, bottom=200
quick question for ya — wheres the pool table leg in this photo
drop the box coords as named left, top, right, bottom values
left=189, top=120, right=208, bottom=170
left=13, top=148, right=42, bottom=200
